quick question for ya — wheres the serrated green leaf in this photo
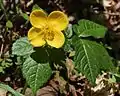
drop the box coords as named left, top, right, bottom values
left=32, top=4, right=42, bottom=11
left=73, top=37, right=114, bottom=84
left=6, top=20, right=13, bottom=28
left=0, top=83, right=23, bottom=96
left=22, top=56, right=52, bottom=93
left=73, top=19, right=107, bottom=38
left=12, top=37, right=34, bottom=56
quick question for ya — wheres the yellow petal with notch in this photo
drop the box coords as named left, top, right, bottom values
left=48, top=11, right=69, bottom=31
left=46, top=30, right=65, bottom=48
left=28, top=27, right=46, bottom=47
left=30, top=10, right=47, bottom=28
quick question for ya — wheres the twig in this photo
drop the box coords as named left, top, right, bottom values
left=104, top=11, right=120, bottom=16
left=0, top=44, right=3, bottom=57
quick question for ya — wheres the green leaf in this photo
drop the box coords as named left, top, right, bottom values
left=108, top=75, right=116, bottom=83
left=0, top=0, right=4, bottom=10
left=73, top=37, right=114, bottom=84
left=0, top=67, right=4, bottom=73
left=0, top=83, right=23, bottom=96
left=12, top=37, right=34, bottom=56
left=65, top=24, right=73, bottom=38
left=32, top=4, right=42, bottom=11
left=6, top=20, right=13, bottom=28
left=22, top=47, right=52, bottom=93
left=73, top=19, right=107, bottom=38
left=63, top=39, right=73, bottom=53
left=0, top=59, right=12, bottom=73
left=22, top=56, right=52, bottom=93
left=21, top=13, right=29, bottom=20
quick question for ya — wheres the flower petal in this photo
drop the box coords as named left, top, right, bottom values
left=30, top=10, right=47, bottom=28
left=46, top=30, right=65, bottom=48
left=28, top=27, right=46, bottom=47
left=48, top=11, right=69, bottom=31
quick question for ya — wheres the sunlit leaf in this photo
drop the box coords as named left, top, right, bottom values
left=6, top=20, right=13, bottom=28
left=73, top=19, right=107, bottom=38
left=32, top=4, right=42, bottom=11
left=21, top=13, right=29, bottom=20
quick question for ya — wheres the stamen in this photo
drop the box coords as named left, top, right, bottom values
left=43, top=26, right=54, bottom=41
left=46, top=32, right=54, bottom=41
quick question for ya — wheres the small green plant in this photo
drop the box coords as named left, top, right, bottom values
left=0, top=0, right=120, bottom=95
left=12, top=15, right=115, bottom=94
left=0, top=58, right=12, bottom=73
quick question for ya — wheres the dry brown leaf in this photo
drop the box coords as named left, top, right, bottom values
left=0, top=88, right=7, bottom=96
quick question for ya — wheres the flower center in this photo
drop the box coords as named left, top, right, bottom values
left=43, top=26, right=54, bottom=41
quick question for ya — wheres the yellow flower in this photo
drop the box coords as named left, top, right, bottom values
left=28, top=10, right=69, bottom=48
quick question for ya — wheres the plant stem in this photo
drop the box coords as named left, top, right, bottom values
left=21, top=82, right=27, bottom=94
